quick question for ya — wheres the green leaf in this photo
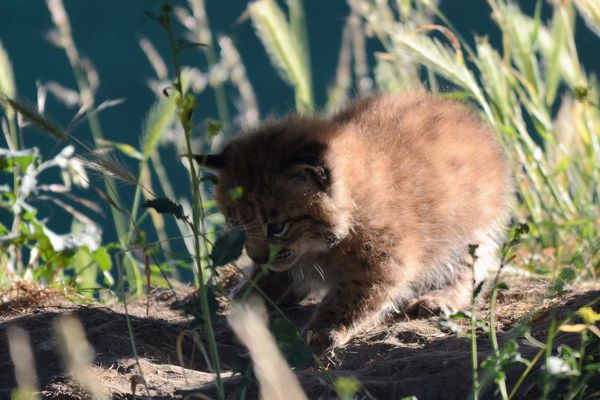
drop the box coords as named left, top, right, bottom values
left=172, top=284, right=220, bottom=328
left=177, top=93, right=196, bottom=129
left=0, top=148, right=38, bottom=172
left=231, top=354, right=251, bottom=374
left=558, top=267, right=576, bottom=282
left=270, top=317, right=312, bottom=369
left=142, top=197, right=185, bottom=220
left=92, top=247, right=112, bottom=272
left=205, top=118, right=223, bottom=140
left=437, top=318, right=461, bottom=334
left=473, top=281, right=485, bottom=299
left=21, top=209, right=37, bottom=221
left=552, top=267, right=577, bottom=293
left=516, top=222, right=529, bottom=235
left=227, top=186, right=244, bottom=202
left=267, top=243, right=282, bottom=263
left=577, top=306, right=600, bottom=324
left=333, top=376, right=362, bottom=400
left=468, top=244, right=479, bottom=258
left=450, top=310, right=471, bottom=320
left=210, top=227, right=246, bottom=267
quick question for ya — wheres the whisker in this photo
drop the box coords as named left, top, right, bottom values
left=312, top=263, right=325, bottom=281
left=238, top=235, right=271, bottom=242
left=241, top=221, right=261, bottom=227
left=239, top=216, right=259, bottom=224
left=229, top=222, right=261, bottom=230
left=242, top=225, right=263, bottom=231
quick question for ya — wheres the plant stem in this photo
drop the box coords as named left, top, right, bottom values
left=7, top=116, right=22, bottom=273
left=542, top=318, right=558, bottom=399
left=488, top=287, right=509, bottom=400
left=508, top=348, right=544, bottom=400
left=471, top=301, right=480, bottom=400
left=162, top=3, right=224, bottom=397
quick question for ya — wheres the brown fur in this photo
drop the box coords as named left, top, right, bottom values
left=197, top=91, right=513, bottom=347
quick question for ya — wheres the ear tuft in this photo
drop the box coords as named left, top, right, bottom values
left=193, top=154, right=225, bottom=170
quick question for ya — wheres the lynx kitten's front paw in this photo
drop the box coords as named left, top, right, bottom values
left=303, top=329, right=331, bottom=353
left=303, top=316, right=355, bottom=353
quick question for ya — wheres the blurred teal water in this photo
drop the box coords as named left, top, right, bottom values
left=1, top=1, right=597, bottom=251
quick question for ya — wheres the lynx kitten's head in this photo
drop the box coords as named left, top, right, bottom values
left=195, top=119, right=348, bottom=271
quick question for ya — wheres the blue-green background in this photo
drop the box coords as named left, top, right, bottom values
left=1, top=1, right=597, bottom=248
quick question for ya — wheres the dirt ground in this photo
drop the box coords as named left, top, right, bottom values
left=0, top=276, right=598, bottom=400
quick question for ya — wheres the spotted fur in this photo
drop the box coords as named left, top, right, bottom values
left=197, top=91, right=513, bottom=347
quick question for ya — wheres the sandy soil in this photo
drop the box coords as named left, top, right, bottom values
left=0, top=277, right=598, bottom=400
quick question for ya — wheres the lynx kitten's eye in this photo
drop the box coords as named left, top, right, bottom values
left=267, top=222, right=290, bottom=237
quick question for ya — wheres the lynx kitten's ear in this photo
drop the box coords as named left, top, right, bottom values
left=282, top=142, right=330, bottom=191
left=193, top=154, right=225, bottom=170
left=284, top=163, right=330, bottom=191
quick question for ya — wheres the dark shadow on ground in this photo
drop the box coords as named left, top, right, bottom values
left=0, top=283, right=598, bottom=399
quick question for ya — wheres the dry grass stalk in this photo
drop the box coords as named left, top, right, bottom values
left=78, top=149, right=136, bottom=185
left=1, top=96, right=68, bottom=141
left=7, top=325, right=40, bottom=400
left=227, top=296, right=308, bottom=400
left=53, top=315, right=110, bottom=400
left=139, top=37, right=168, bottom=80
left=218, top=36, right=259, bottom=127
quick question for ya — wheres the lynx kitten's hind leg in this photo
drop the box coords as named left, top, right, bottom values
left=406, top=237, right=501, bottom=318
left=405, top=274, right=472, bottom=318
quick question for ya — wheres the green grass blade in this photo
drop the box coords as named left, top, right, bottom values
left=499, top=2, right=543, bottom=97
left=248, top=0, right=313, bottom=112
left=0, top=41, right=16, bottom=119
left=474, top=38, right=514, bottom=120
left=389, top=26, right=492, bottom=120
left=574, top=0, right=600, bottom=37
left=545, top=5, right=568, bottom=106
left=287, top=0, right=313, bottom=105
left=141, top=96, right=177, bottom=161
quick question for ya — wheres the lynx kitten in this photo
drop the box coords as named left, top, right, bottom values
left=196, top=91, right=513, bottom=346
